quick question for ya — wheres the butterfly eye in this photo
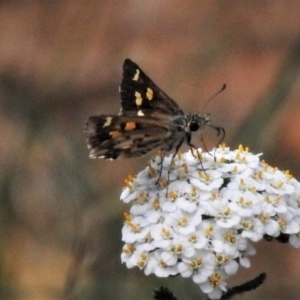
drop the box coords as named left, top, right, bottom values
left=189, top=122, right=199, bottom=132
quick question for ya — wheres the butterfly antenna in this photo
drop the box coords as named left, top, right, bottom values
left=199, top=84, right=226, bottom=112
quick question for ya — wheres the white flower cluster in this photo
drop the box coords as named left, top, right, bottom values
left=120, top=145, right=300, bottom=299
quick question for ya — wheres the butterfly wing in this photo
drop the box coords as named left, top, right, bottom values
left=120, top=59, right=184, bottom=117
left=85, top=115, right=185, bottom=159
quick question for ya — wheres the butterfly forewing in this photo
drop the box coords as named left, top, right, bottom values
left=120, top=59, right=184, bottom=117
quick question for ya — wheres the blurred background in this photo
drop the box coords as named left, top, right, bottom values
left=1, top=1, right=300, bottom=299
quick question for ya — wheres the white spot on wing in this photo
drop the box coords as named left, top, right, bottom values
left=133, top=69, right=140, bottom=81
left=89, top=152, right=97, bottom=159
left=137, top=110, right=144, bottom=116
left=103, top=117, right=112, bottom=127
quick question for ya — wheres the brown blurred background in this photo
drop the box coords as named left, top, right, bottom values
left=1, top=1, right=300, bottom=299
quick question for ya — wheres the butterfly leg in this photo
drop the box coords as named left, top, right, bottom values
left=163, top=137, right=187, bottom=197
left=190, top=146, right=206, bottom=171
left=186, top=131, right=201, bottom=160
left=186, top=134, right=206, bottom=172
left=155, top=151, right=166, bottom=183
left=155, top=151, right=173, bottom=196
left=163, top=151, right=178, bottom=197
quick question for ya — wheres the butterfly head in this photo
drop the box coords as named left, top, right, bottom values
left=187, top=114, right=211, bottom=133
left=186, top=113, right=225, bottom=147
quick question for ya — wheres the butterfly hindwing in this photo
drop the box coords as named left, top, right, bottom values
left=85, top=115, right=183, bottom=159
left=120, top=59, right=184, bottom=117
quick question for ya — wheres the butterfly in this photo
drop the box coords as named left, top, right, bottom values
left=85, top=59, right=225, bottom=162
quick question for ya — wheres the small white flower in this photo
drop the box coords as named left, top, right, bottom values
left=276, top=213, right=299, bottom=234
left=217, top=210, right=241, bottom=228
left=176, top=185, right=200, bottom=213
left=227, top=174, right=264, bottom=193
left=122, top=214, right=150, bottom=243
left=214, top=252, right=239, bottom=275
left=145, top=250, right=178, bottom=277
left=263, top=196, right=288, bottom=216
left=128, top=249, right=150, bottom=270
left=258, top=211, right=280, bottom=237
left=213, top=228, right=246, bottom=255
left=150, top=223, right=174, bottom=249
left=169, top=240, right=194, bottom=258
left=190, top=169, right=223, bottom=191
left=264, top=171, right=295, bottom=195
left=240, top=218, right=265, bottom=242
left=228, top=190, right=263, bottom=217
left=179, top=230, right=209, bottom=251
left=121, top=244, right=136, bottom=268
left=238, top=243, right=256, bottom=268
left=165, top=209, right=203, bottom=235
left=199, top=271, right=228, bottom=299
left=178, top=250, right=215, bottom=280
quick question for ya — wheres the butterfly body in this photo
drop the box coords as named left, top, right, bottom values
left=85, top=59, right=224, bottom=160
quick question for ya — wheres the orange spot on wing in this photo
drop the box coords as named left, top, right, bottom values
left=125, top=122, right=136, bottom=131
left=109, top=131, right=122, bottom=138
